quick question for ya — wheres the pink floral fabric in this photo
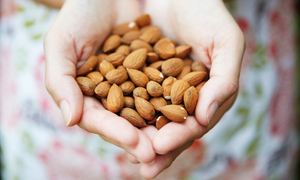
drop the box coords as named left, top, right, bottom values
left=0, top=0, right=298, bottom=179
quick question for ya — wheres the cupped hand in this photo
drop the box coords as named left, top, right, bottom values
left=44, top=0, right=155, bottom=164
left=136, top=0, right=246, bottom=178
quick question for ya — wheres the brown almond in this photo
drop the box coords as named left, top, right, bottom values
left=148, top=60, right=164, bottom=70
left=106, top=52, right=126, bottom=66
left=99, top=61, right=115, bottom=76
left=96, top=53, right=108, bottom=71
left=135, top=97, right=155, bottom=120
left=149, top=97, right=167, bottom=112
left=133, top=87, right=149, bottom=100
left=76, top=77, right=95, bottom=96
left=160, top=37, right=178, bottom=46
left=103, top=34, right=121, bottom=53
left=146, top=81, right=163, bottom=97
left=191, top=61, right=207, bottom=72
left=107, top=84, right=124, bottom=113
left=160, top=105, right=188, bottom=122
left=184, top=86, right=198, bottom=115
left=100, top=97, right=108, bottom=109
left=143, top=67, right=164, bottom=83
left=123, top=48, right=147, bottom=69
left=147, top=117, right=157, bottom=125
left=175, top=45, right=191, bottom=58
left=196, top=81, right=206, bottom=92
left=113, top=22, right=139, bottom=36
left=130, top=39, right=153, bottom=52
left=176, top=66, right=191, bottom=80
left=183, top=58, right=194, bottom=66
left=140, top=25, right=158, bottom=33
left=120, top=30, right=142, bottom=45
left=120, top=108, right=147, bottom=127
left=170, top=80, right=190, bottom=104
left=105, top=69, right=128, bottom=85
left=182, top=71, right=207, bottom=86
left=124, top=96, right=135, bottom=109
left=156, top=115, right=171, bottom=130
left=120, top=81, right=135, bottom=95
left=146, top=52, right=159, bottom=64
left=127, top=69, right=149, bottom=87
left=94, top=81, right=111, bottom=97
left=77, top=55, right=98, bottom=76
left=161, top=58, right=184, bottom=77
left=162, top=77, right=177, bottom=100
left=154, top=38, right=176, bottom=59
left=117, top=65, right=126, bottom=71
left=115, top=45, right=130, bottom=56
left=135, top=14, right=151, bottom=27
left=87, top=71, right=104, bottom=85
left=140, top=26, right=161, bottom=44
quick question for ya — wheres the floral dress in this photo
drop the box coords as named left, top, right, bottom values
left=0, top=0, right=299, bottom=179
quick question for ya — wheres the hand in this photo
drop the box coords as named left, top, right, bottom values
left=44, top=0, right=155, bottom=164
left=135, top=0, right=246, bottom=178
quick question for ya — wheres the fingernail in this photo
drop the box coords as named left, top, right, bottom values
left=59, top=100, right=72, bottom=126
left=207, top=102, right=218, bottom=126
left=155, top=151, right=166, bottom=155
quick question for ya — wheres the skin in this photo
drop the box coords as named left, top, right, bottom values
left=44, top=0, right=245, bottom=179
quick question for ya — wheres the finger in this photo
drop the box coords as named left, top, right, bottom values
left=139, top=140, right=194, bottom=180
left=127, top=154, right=140, bottom=164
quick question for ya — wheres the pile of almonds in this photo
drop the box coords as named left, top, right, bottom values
left=76, top=14, right=208, bottom=129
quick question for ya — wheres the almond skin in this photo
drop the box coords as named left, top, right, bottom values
left=161, top=58, right=184, bottom=77
left=146, top=81, right=163, bottom=97
left=94, top=81, right=111, bottom=97
left=96, top=53, right=108, bottom=71
left=149, top=97, right=167, bottom=112
left=175, top=45, right=191, bottom=58
left=123, top=48, right=147, bottom=69
left=103, top=34, right=121, bottom=53
left=184, top=86, right=198, bottom=115
left=113, top=22, right=139, bottom=36
left=121, top=30, right=142, bottom=45
left=140, top=26, right=161, bottom=44
left=127, top=69, right=149, bottom=87
left=117, top=65, right=127, bottom=71
left=176, top=66, right=191, bottom=80
left=106, top=52, right=126, bottom=66
left=133, top=87, right=149, bottom=100
left=143, top=67, right=164, bottom=83
left=124, top=96, right=135, bottom=109
left=183, top=58, right=194, bottom=66
left=100, top=97, right=108, bottom=109
left=76, top=77, right=95, bottom=96
left=99, top=61, right=115, bottom=76
left=135, top=14, right=151, bottom=27
left=196, top=81, right=206, bottom=92
left=135, top=97, right=155, bottom=120
left=148, top=60, right=164, bottom=70
left=77, top=55, right=98, bottom=76
left=170, top=80, right=190, bottom=104
left=156, top=115, right=171, bottom=130
left=120, top=108, right=147, bottom=127
left=154, top=38, right=176, bottom=59
left=182, top=71, right=207, bottom=86
left=107, top=84, right=124, bottom=113
left=87, top=71, right=104, bottom=85
left=162, top=77, right=177, bottom=100
left=130, top=39, right=153, bottom=52
left=160, top=105, right=188, bottom=122
left=115, top=45, right=131, bottom=56
left=105, top=69, right=128, bottom=85
left=120, top=81, right=135, bottom=95
left=191, top=61, right=207, bottom=72
left=146, top=52, right=159, bottom=64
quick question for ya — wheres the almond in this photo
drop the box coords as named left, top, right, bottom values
left=133, top=87, right=149, bottom=100
left=146, top=52, right=159, bottom=64
left=120, top=81, right=135, bottom=95
left=154, top=38, right=175, bottom=59
left=99, top=61, right=115, bottom=76
left=107, top=84, right=124, bottom=113
left=130, top=39, right=153, bottom=52
left=127, top=69, right=149, bottom=87
left=120, top=108, right=147, bottom=128
left=96, top=53, right=108, bottom=71
left=196, top=81, right=206, bottom=92
left=113, top=22, right=139, bottom=36
left=161, top=58, right=184, bottom=77
left=162, top=77, right=177, bottom=100
left=147, top=116, right=157, bottom=125
left=184, top=86, right=198, bottom=115
left=191, top=61, right=207, bottom=72
left=123, top=48, right=147, bottom=69
left=160, top=105, right=188, bottom=122
left=86, top=71, right=104, bottom=85
left=124, top=96, right=135, bottom=109
left=76, top=77, right=95, bottom=96
left=146, top=81, right=163, bottom=97
left=135, top=97, right=155, bottom=120
left=100, top=97, right=108, bottom=109
left=160, top=37, right=178, bottom=46
left=170, top=80, right=190, bottom=104
left=140, top=26, right=161, bottom=44
left=103, top=34, right=121, bottom=53
left=135, top=14, right=151, bottom=27
left=94, top=81, right=111, bottom=97
left=117, top=65, right=126, bottom=71
left=140, top=25, right=158, bottom=33
left=183, top=58, right=194, bottom=66
left=175, top=45, right=191, bottom=58
left=105, top=69, right=128, bottom=85
left=121, top=30, right=142, bottom=45
left=149, top=97, right=167, bottom=111
left=77, top=55, right=98, bottom=76
left=156, top=115, right=171, bottom=130
left=106, top=52, right=126, bottom=66
left=115, top=45, right=130, bottom=56
left=143, top=67, right=164, bottom=83
left=182, top=71, right=207, bottom=86
left=148, top=60, right=164, bottom=70
left=176, top=66, right=191, bottom=80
